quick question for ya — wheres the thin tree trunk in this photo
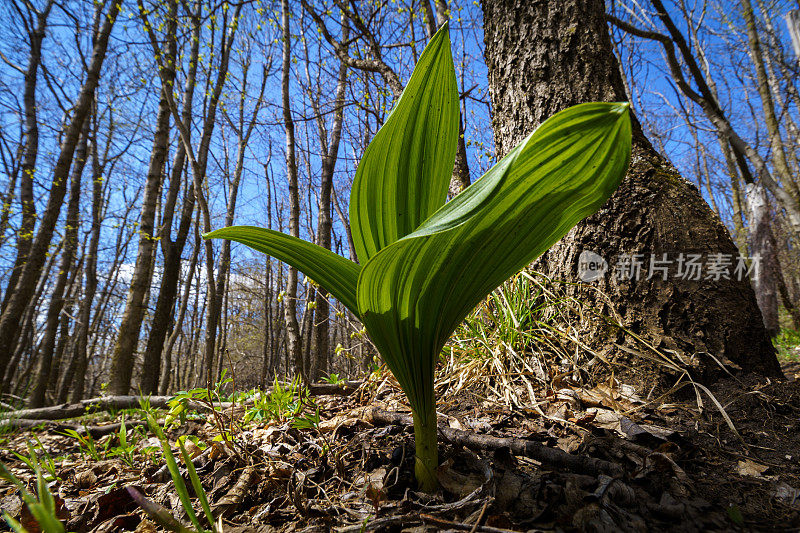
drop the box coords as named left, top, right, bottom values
left=159, top=229, right=200, bottom=395
left=742, top=0, right=800, bottom=203
left=2, top=240, right=62, bottom=393
left=281, top=0, right=304, bottom=382
left=610, top=1, right=800, bottom=244
left=260, top=161, right=275, bottom=386
left=28, top=117, right=89, bottom=407
left=140, top=1, right=199, bottom=394
left=310, top=16, right=349, bottom=381
left=746, top=183, right=780, bottom=336
left=108, top=5, right=177, bottom=395
left=139, top=0, right=242, bottom=388
left=2, top=0, right=55, bottom=313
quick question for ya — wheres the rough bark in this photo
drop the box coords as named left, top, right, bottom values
left=0, top=0, right=121, bottom=385
left=481, top=0, right=780, bottom=385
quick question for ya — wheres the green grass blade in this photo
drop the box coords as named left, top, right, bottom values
left=146, top=415, right=203, bottom=532
left=357, top=102, right=632, bottom=419
left=203, top=225, right=360, bottom=316
left=349, top=22, right=459, bottom=262
left=178, top=440, right=214, bottom=528
left=3, top=512, right=27, bottom=533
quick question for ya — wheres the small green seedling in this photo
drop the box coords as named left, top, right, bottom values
left=205, top=23, right=631, bottom=490
left=60, top=428, right=101, bottom=461
left=322, top=373, right=345, bottom=386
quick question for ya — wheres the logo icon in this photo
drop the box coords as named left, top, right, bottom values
left=578, top=250, right=607, bottom=282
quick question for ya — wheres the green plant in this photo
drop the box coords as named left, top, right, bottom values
left=774, top=327, right=800, bottom=361
left=145, top=413, right=216, bottom=532
left=205, top=24, right=631, bottom=491
left=105, top=416, right=138, bottom=466
left=60, top=428, right=102, bottom=461
left=322, top=373, right=345, bottom=386
left=244, top=377, right=306, bottom=424
left=1, top=446, right=65, bottom=533
left=13, top=437, right=60, bottom=483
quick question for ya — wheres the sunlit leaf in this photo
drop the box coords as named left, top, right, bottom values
left=203, top=226, right=360, bottom=315
left=357, top=102, right=631, bottom=423
left=349, top=23, right=459, bottom=262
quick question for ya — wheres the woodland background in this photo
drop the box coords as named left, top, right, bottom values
left=0, top=0, right=798, bottom=408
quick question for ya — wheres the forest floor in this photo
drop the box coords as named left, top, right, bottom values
left=1, top=361, right=800, bottom=533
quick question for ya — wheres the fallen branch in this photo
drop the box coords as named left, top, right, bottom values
left=0, top=396, right=217, bottom=421
left=0, top=382, right=361, bottom=422
left=0, top=418, right=149, bottom=438
left=308, top=381, right=362, bottom=396
left=367, top=407, right=624, bottom=477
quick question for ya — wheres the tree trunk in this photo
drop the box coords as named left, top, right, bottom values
left=28, top=118, right=88, bottom=407
left=741, top=0, right=800, bottom=203
left=309, top=16, right=349, bottom=381
left=2, top=0, right=54, bottom=314
left=62, top=130, right=109, bottom=402
left=159, top=229, right=200, bottom=395
left=420, top=0, right=471, bottom=196
left=746, top=183, right=780, bottom=336
left=281, top=0, right=304, bottom=382
left=481, top=0, right=780, bottom=385
left=108, top=7, right=177, bottom=395
left=140, top=2, right=199, bottom=394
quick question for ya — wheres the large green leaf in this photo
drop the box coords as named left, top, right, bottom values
left=203, top=226, right=361, bottom=316
left=356, top=102, right=632, bottom=417
left=349, top=22, right=459, bottom=263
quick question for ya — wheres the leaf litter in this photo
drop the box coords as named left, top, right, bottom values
left=0, top=369, right=798, bottom=532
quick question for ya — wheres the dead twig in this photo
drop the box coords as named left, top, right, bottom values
left=421, top=513, right=522, bottom=533
left=335, top=513, right=420, bottom=533
left=367, top=407, right=624, bottom=477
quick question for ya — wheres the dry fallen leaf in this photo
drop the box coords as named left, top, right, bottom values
left=736, top=459, right=769, bottom=478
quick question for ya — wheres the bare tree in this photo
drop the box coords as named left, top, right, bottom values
left=108, top=0, right=178, bottom=395
left=1, top=0, right=55, bottom=313
left=0, top=0, right=121, bottom=387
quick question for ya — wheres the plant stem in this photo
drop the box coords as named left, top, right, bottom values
left=412, top=404, right=438, bottom=492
